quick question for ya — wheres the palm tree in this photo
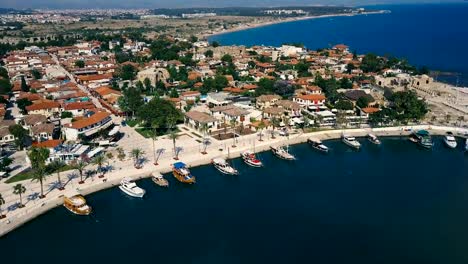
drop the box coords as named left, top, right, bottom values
left=0, top=193, right=5, bottom=219
left=200, top=123, right=209, bottom=154
left=230, top=118, right=238, bottom=147
left=28, top=147, right=50, bottom=171
left=257, top=120, right=266, bottom=141
left=93, top=155, right=107, bottom=178
left=131, top=148, right=145, bottom=168
left=72, top=160, right=88, bottom=184
left=154, top=148, right=165, bottom=165
left=271, top=117, right=280, bottom=139
left=49, top=160, right=65, bottom=190
left=445, top=114, right=451, bottom=124
left=116, top=147, right=126, bottom=161
left=13, top=184, right=26, bottom=208
left=430, top=115, right=437, bottom=124
left=31, top=168, right=47, bottom=198
left=169, top=131, right=179, bottom=160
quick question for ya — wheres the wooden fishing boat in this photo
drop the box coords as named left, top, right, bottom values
left=172, top=162, right=196, bottom=184
left=152, top=172, right=169, bottom=187
left=63, top=195, right=92, bottom=215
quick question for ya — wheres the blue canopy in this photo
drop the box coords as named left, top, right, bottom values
left=173, top=162, right=187, bottom=169
left=416, top=130, right=430, bottom=136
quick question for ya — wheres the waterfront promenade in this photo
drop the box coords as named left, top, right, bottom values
left=0, top=125, right=466, bottom=237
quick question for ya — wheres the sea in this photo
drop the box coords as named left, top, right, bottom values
left=209, top=3, right=468, bottom=87
left=1, top=138, right=468, bottom=264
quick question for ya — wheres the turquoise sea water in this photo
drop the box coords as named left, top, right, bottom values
left=1, top=137, right=468, bottom=263
left=209, top=4, right=468, bottom=86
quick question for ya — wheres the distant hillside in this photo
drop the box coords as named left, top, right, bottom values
left=0, top=8, right=33, bottom=15
left=152, top=6, right=355, bottom=17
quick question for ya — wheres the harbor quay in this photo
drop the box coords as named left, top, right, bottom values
left=0, top=125, right=466, bottom=237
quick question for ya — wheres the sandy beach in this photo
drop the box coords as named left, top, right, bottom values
left=204, top=10, right=389, bottom=38
left=0, top=124, right=466, bottom=238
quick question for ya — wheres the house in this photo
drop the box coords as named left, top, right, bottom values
left=0, top=120, right=16, bottom=145
left=275, top=100, right=302, bottom=117
left=181, top=91, right=201, bottom=102
left=62, top=101, right=96, bottom=117
left=25, top=101, right=61, bottom=117
left=256, top=94, right=281, bottom=109
left=22, top=114, right=47, bottom=127
left=31, top=123, right=55, bottom=142
left=94, top=86, right=121, bottom=105
left=293, top=94, right=326, bottom=110
left=76, top=73, right=112, bottom=86
left=63, top=111, right=113, bottom=140
left=210, top=105, right=250, bottom=125
left=184, top=111, right=218, bottom=134
left=206, top=92, right=232, bottom=107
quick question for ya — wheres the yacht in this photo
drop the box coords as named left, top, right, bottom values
left=151, top=172, right=169, bottom=187
left=63, top=195, right=92, bottom=215
left=172, top=162, right=196, bottom=184
left=212, top=158, right=239, bottom=175
left=241, top=150, right=263, bottom=167
left=307, top=138, right=329, bottom=153
left=270, top=145, right=296, bottom=160
left=367, top=133, right=381, bottom=145
left=342, top=134, right=361, bottom=149
left=443, top=132, right=457, bottom=149
left=119, top=178, right=146, bottom=198
left=410, top=130, right=433, bottom=149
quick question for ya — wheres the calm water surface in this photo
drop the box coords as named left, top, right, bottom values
left=1, top=137, right=468, bottom=264
left=209, top=4, right=468, bottom=86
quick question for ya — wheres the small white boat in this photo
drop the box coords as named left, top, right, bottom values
left=443, top=132, right=457, bottom=149
left=270, top=145, right=296, bottom=160
left=241, top=150, right=263, bottom=167
left=307, top=138, right=329, bottom=153
left=342, top=134, right=361, bottom=149
left=367, top=133, right=381, bottom=145
left=151, top=172, right=169, bottom=187
left=465, top=138, right=468, bottom=152
left=119, top=177, right=145, bottom=198
left=212, top=158, right=238, bottom=175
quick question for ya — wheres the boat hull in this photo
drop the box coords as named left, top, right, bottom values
left=213, top=164, right=238, bottom=175
left=63, top=204, right=92, bottom=216
left=152, top=178, right=169, bottom=187
left=119, top=186, right=145, bottom=198
left=270, top=147, right=295, bottom=160
left=443, top=139, right=457, bottom=149
left=242, top=158, right=262, bottom=167
left=307, top=139, right=329, bottom=153
left=172, top=170, right=196, bottom=184
left=343, top=140, right=360, bottom=149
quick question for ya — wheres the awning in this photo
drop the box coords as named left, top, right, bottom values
left=87, top=147, right=104, bottom=159
left=108, top=125, right=120, bottom=136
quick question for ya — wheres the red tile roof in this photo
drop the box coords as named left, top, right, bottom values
left=68, top=111, right=110, bottom=130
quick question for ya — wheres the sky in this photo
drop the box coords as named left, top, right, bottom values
left=0, top=0, right=463, bottom=9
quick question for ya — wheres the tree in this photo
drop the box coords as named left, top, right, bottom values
left=93, top=155, right=107, bottom=178
left=20, top=76, right=29, bottom=92
left=31, top=168, right=47, bottom=198
left=75, top=60, right=85, bottom=68
left=48, top=160, right=65, bottom=190
left=61, top=111, right=73, bottom=119
left=257, top=120, right=266, bottom=141
left=13, top=184, right=26, bottom=207
left=117, top=147, right=126, bottom=161
left=16, top=98, right=32, bottom=114
left=204, top=50, right=213, bottom=58
left=119, top=64, right=137, bottom=80
left=143, top=77, right=152, bottom=92
left=131, top=148, right=145, bottom=168
left=190, top=35, right=198, bottom=43
left=391, top=90, right=428, bottom=122
left=0, top=157, right=12, bottom=172
left=335, top=100, right=354, bottom=110
left=0, top=193, right=5, bottom=218
left=357, top=96, right=371, bottom=108
left=211, top=41, right=220, bottom=47
left=361, top=53, right=385, bottom=73
left=31, top=68, right=42, bottom=80
left=169, top=88, right=179, bottom=98
left=72, top=160, right=88, bottom=184
left=136, top=97, right=182, bottom=130
left=271, top=117, right=280, bottom=139
left=118, top=86, right=144, bottom=117
left=169, top=131, right=179, bottom=160
left=28, top=147, right=50, bottom=171
left=0, top=78, right=11, bottom=94
left=339, top=78, right=353, bottom=89
left=221, top=54, right=233, bottom=64
left=9, top=124, right=29, bottom=150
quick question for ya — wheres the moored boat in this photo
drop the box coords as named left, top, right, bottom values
left=270, top=145, right=296, bottom=160
left=410, top=130, right=433, bottom=149
left=63, top=195, right=92, bottom=215
left=119, top=177, right=146, bottom=198
left=307, top=138, right=329, bottom=153
left=151, top=172, right=169, bottom=187
left=172, top=162, right=196, bottom=184
left=342, top=134, right=361, bottom=149
left=241, top=150, right=263, bottom=167
left=465, top=138, right=468, bottom=152
left=443, top=132, right=457, bottom=149
left=367, top=133, right=381, bottom=145
left=212, top=158, right=238, bottom=175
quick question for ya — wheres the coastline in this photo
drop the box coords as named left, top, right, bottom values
left=204, top=10, right=389, bottom=39
left=0, top=124, right=466, bottom=238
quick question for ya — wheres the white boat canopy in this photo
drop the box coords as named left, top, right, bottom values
left=108, top=125, right=120, bottom=137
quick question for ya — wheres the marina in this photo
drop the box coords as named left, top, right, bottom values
left=1, top=135, right=467, bottom=264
